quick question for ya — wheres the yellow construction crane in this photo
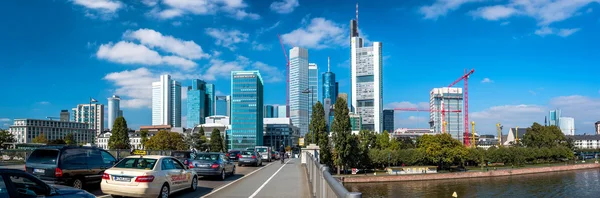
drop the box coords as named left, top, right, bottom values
left=496, top=123, right=502, bottom=147
left=515, top=126, right=519, bottom=144
left=443, top=121, right=447, bottom=133
left=471, top=121, right=476, bottom=148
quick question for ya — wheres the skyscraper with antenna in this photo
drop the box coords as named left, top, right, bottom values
left=322, top=56, right=337, bottom=132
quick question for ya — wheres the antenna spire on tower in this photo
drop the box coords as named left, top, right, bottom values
left=328, top=56, right=331, bottom=72
left=356, top=2, right=359, bottom=34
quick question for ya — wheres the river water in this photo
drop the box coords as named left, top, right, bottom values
left=344, top=168, right=600, bottom=198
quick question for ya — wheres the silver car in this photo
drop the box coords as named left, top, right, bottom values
left=237, top=151, right=262, bottom=167
left=188, top=152, right=235, bottom=181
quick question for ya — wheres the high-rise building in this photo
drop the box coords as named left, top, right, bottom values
left=595, top=121, right=600, bottom=135
left=107, top=95, right=121, bottom=130
left=264, top=105, right=275, bottom=118
left=559, top=117, right=575, bottom=136
left=60, top=110, right=70, bottom=122
left=383, top=109, right=394, bottom=133
left=273, top=106, right=279, bottom=118
left=277, top=105, right=288, bottom=118
left=187, top=79, right=207, bottom=129
left=152, top=74, right=182, bottom=127
left=229, top=71, right=264, bottom=150
left=309, top=63, right=319, bottom=121
left=205, top=84, right=215, bottom=117
left=350, top=113, right=361, bottom=135
left=322, top=58, right=337, bottom=105
left=351, top=27, right=383, bottom=132
left=430, top=88, right=464, bottom=141
left=72, top=103, right=104, bottom=136
left=549, top=110, right=561, bottom=127
left=289, top=47, right=309, bottom=137
left=215, top=95, right=230, bottom=116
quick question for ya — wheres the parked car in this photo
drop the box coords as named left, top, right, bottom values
left=25, top=146, right=117, bottom=189
left=226, top=150, right=242, bottom=161
left=271, top=151, right=280, bottom=160
left=255, top=146, right=272, bottom=162
left=188, top=152, right=235, bottom=180
left=237, top=151, right=262, bottom=167
left=170, top=150, right=194, bottom=166
left=101, top=155, right=197, bottom=198
left=0, top=168, right=95, bottom=198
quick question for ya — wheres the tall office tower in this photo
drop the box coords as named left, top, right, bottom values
left=152, top=74, right=182, bottom=127
left=264, top=105, right=275, bottom=118
left=229, top=71, right=264, bottom=149
left=205, top=84, right=215, bottom=117
left=72, top=103, right=104, bottom=136
left=187, top=79, right=207, bottom=129
left=351, top=20, right=383, bottom=133
left=215, top=95, right=230, bottom=116
left=309, top=63, right=319, bottom=121
left=383, top=109, right=394, bottom=133
left=289, top=47, right=309, bottom=137
left=322, top=57, right=337, bottom=105
left=549, top=110, right=561, bottom=127
left=559, top=117, right=575, bottom=136
left=277, top=105, right=288, bottom=118
left=107, top=95, right=121, bottom=130
left=595, top=121, right=600, bottom=135
left=430, top=88, right=464, bottom=141
left=60, top=110, right=70, bottom=122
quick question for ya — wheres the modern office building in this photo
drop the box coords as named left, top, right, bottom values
left=9, top=119, right=95, bottom=144
left=322, top=57, right=338, bottom=105
left=548, top=109, right=561, bottom=127
left=277, top=105, right=288, bottom=118
left=430, top=87, right=464, bottom=141
left=152, top=75, right=182, bottom=127
left=263, top=118, right=300, bottom=149
left=559, top=117, right=575, bottom=136
left=308, top=63, right=319, bottom=121
left=71, top=103, right=104, bottom=136
left=264, top=105, right=275, bottom=118
left=187, top=79, right=207, bottom=129
left=215, top=95, right=230, bottom=116
left=289, top=47, right=309, bottom=137
left=205, top=84, right=215, bottom=116
left=350, top=113, right=361, bottom=135
left=596, top=121, right=600, bottom=135
left=60, top=110, right=70, bottom=122
left=383, top=109, right=394, bottom=133
left=350, top=19, right=383, bottom=133
left=107, top=95, right=121, bottom=130
left=228, top=71, right=264, bottom=150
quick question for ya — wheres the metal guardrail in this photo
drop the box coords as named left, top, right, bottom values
left=304, top=152, right=361, bottom=198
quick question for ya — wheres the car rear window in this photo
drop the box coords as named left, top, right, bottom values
left=115, top=158, right=157, bottom=170
left=171, top=152, right=190, bottom=158
left=256, top=148, right=267, bottom=152
left=228, top=151, right=240, bottom=154
left=27, top=149, right=59, bottom=165
left=241, top=151, right=254, bottom=155
left=196, top=154, right=220, bottom=161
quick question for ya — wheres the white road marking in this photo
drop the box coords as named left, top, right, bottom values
left=200, top=162, right=275, bottom=198
left=248, top=159, right=291, bottom=198
left=96, top=195, right=110, bottom=198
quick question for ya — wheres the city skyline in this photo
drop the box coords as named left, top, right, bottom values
left=1, top=0, right=600, bottom=134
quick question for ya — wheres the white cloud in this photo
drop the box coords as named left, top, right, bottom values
left=121, top=21, right=138, bottom=27
left=103, top=68, right=155, bottom=109
left=534, top=26, right=581, bottom=37
left=252, top=62, right=283, bottom=83
left=257, top=21, right=281, bottom=35
left=529, top=90, right=537, bottom=95
left=251, top=41, right=270, bottom=51
left=471, top=5, right=518, bottom=20
left=270, top=0, right=299, bottom=14
left=481, top=78, right=493, bottom=83
left=72, top=0, right=123, bottom=19
left=181, top=87, right=188, bottom=100
left=152, top=0, right=260, bottom=20
left=123, top=28, right=209, bottom=60
left=205, top=28, right=249, bottom=51
left=385, top=101, right=430, bottom=110
left=201, top=56, right=248, bottom=81
left=97, top=41, right=196, bottom=70
left=0, top=118, right=11, bottom=122
left=281, top=17, right=345, bottom=49
left=216, top=90, right=225, bottom=96
left=557, top=28, right=581, bottom=37
left=419, top=0, right=483, bottom=20
left=511, top=0, right=596, bottom=26
left=141, top=0, right=158, bottom=6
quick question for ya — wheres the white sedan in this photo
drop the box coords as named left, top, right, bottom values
left=101, top=155, right=198, bottom=198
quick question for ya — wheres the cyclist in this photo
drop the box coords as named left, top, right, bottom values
left=279, top=145, right=285, bottom=164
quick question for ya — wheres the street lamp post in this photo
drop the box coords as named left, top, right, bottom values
left=302, top=87, right=315, bottom=144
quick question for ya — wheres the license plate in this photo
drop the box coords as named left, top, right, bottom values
left=199, top=164, right=209, bottom=167
left=113, top=176, right=131, bottom=182
left=33, top=169, right=45, bottom=174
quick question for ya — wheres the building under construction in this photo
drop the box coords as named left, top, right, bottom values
left=429, top=87, right=464, bottom=141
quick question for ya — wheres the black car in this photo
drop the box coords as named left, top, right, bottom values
left=0, top=168, right=95, bottom=198
left=226, top=150, right=242, bottom=161
left=170, top=150, right=194, bottom=165
left=25, top=146, right=117, bottom=189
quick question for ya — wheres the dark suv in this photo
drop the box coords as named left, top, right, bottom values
left=25, top=146, right=117, bottom=189
left=226, top=150, right=241, bottom=161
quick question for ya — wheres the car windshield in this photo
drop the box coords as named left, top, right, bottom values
left=241, top=151, right=254, bottom=156
left=171, top=152, right=190, bottom=158
left=195, top=154, right=220, bottom=161
left=27, top=150, right=59, bottom=165
left=256, top=148, right=267, bottom=152
left=114, top=158, right=158, bottom=169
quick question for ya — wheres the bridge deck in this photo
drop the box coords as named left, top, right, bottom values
left=204, top=158, right=310, bottom=198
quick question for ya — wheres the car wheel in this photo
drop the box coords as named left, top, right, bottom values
left=72, top=178, right=84, bottom=189
left=158, top=183, right=169, bottom=198
left=189, top=176, right=197, bottom=192
left=220, top=170, right=226, bottom=181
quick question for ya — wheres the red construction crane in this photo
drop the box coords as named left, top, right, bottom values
left=277, top=34, right=290, bottom=118
left=441, top=69, right=475, bottom=146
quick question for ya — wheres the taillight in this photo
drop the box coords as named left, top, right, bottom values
left=211, top=164, right=220, bottom=169
left=237, top=154, right=241, bottom=158
left=226, top=153, right=230, bottom=157
left=135, top=175, right=155, bottom=182
left=24, top=165, right=26, bottom=171
left=252, top=155, right=256, bottom=159
left=189, top=163, right=195, bottom=168
left=55, top=168, right=63, bottom=177
left=102, top=173, right=110, bottom=180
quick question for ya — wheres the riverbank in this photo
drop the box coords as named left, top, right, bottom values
left=339, top=163, right=600, bottom=183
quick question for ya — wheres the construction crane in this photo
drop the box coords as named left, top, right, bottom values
left=441, top=69, right=475, bottom=146
left=277, top=34, right=290, bottom=118
left=496, top=123, right=502, bottom=146
left=471, top=121, right=476, bottom=148
left=394, top=108, right=461, bottom=133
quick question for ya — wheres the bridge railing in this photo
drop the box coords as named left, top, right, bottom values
left=305, top=152, right=361, bottom=198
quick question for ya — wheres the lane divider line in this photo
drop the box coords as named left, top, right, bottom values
left=200, top=161, right=276, bottom=198
left=248, top=159, right=291, bottom=198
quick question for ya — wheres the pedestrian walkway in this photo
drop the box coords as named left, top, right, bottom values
left=203, top=158, right=310, bottom=198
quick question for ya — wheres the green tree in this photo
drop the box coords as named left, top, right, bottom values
left=32, top=133, right=48, bottom=144
left=309, top=101, right=327, bottom=145
left=140, top=129, right=149, bottom=149
left=417, top=133, right=466, bottom=168
left=210, top=128, right=224, bottom=152
left=145, top=130, right=187, bottom=150
left=108, top=117, right=131, bottom=149
left=522, top=123, right=568, bottom=148
left=0, top=130, right=15, bottom=149
left=331, top=97, right=354, bottom=174
left=63, top=133, right=76, bottom=145
left=169, top=132, right=188, bottom=150
left=318, top=130, right=333, bottom=168
left=186, top=131, right=209, bottom=151
left=375, top=130, right=391, bottom=149
left=358, top=130, right=376, bottom=169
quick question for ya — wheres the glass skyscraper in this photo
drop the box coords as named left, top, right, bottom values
left=309, top=63, right=318, bottom=121
left=107, top=95, right=121, bottom=130
left=152, top=74, right=182, bottom=127
left=205, top=84, right=215, bottom=117
left=289, top=47, right=309, bottom=137
left=215, top=95, right=230, bottom=116
left=277, top=105, right=287, bottom=118
left=549, top=109, right=561, bottom=127
left=322, top=57, right=337, bottom=105
left=229, top=71, right=264, bottom=150
left=264, top=105, right=274, bottom=118
left=383, top=109, right=394, bottom=133
left=187, top=79, right=207, bottom=129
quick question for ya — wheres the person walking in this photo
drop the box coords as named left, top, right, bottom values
left=279, top=145, right=285, bottom=164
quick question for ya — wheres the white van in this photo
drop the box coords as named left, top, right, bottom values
left=254, top=146, right=272, bottom=162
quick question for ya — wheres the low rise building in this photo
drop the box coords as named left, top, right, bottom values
left=504, top=128, right=527, bottom=146
left=391, top=128, right=436, bottom=140
left=263, top=118, right=300, bottom=149
left=568, top=135, right=600, bottom=149
left=139, top=125, right=185, bottom=133
left=9, top=119, right=95, bottom=144
left=96, top=130, right=158, bottom=150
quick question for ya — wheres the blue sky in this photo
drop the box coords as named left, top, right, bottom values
left=1, top=0, right=600, bottom=135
